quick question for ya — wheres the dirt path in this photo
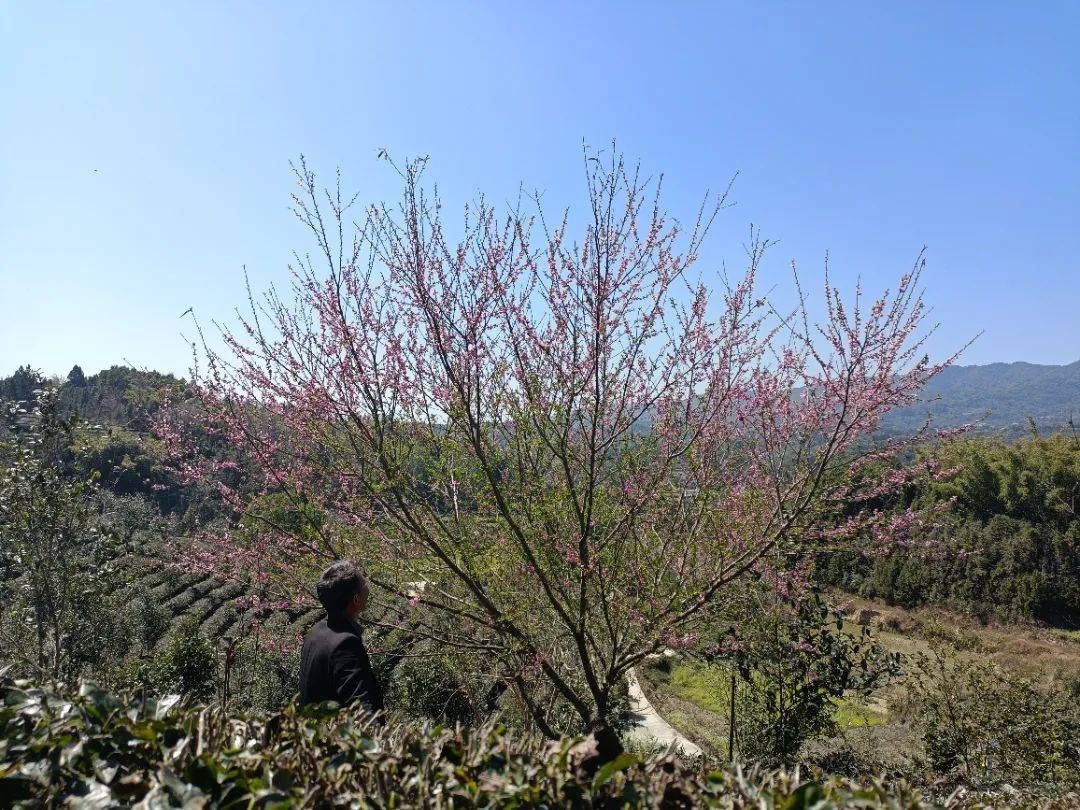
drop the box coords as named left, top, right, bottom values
left=624, top=668, right=703, bottom=758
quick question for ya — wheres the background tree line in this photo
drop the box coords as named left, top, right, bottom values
left=816, top=431, right=1080, bottom=627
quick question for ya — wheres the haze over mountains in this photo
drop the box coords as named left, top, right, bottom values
left=880, top=359, right=1080, bottom=438
left=3, top=358, right=1079, bottom=441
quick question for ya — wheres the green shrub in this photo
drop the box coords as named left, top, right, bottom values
left=903, top=647, right=1080, bottom=788
left=156, top=616, right=217, bottom=701
left=117, top=616, right=218, bottom=702
left=128, top=591, right=170, bottom=653
left=243, top=640, right=299, bottom=712
left=387, top=652, right=488, bottom=726
left=0, top=673, right=946, bottom=808
left=713, top=592, right=898, bottom=764
left=63, top=587, right=134, bottom=678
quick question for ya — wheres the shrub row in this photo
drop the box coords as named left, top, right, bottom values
left=0, top=674, right=951, bottom=809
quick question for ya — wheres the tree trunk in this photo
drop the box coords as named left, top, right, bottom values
left=35, top=618, right=45, bottom=672
left=51, top=611, right=63, bottom=680
left=582, top=718, right=624, bottom=771
left=728, top=670, right=737, bottom=761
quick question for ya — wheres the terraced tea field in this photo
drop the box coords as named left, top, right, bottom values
left=114, top=538, right=325, bottom=653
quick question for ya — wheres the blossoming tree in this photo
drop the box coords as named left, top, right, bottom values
left=159, top=149, right=953, bottom=755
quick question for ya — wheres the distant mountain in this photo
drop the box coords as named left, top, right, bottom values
left=3, top=359, right=1077, bottom=442
left=881, top=359, right=1080, bottom=438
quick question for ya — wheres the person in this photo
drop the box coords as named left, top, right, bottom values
left=298, top=560, right=384, bottom=713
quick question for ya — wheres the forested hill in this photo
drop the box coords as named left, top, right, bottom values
left=0, top=364, right=180, bottom=429
left=2, top=358, right=1078, bottom=440
left=879, top=359, right=1080, bottom=438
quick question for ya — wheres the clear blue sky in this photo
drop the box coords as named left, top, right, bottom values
left=2, top=2, right=1077, bottom=378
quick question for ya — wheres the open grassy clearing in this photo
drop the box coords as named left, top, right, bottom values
left=833, top=593, right=1080, bottom=687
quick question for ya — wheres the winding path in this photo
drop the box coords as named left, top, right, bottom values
left=623, top=668, right=703, bottom=758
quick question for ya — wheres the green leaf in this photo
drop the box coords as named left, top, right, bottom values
left=591, top=752, right=640, bottom=788
left=780, top=782, right=824, bottom=810
left=68, top=778, right=114, bottom=809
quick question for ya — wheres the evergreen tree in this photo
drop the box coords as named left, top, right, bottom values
left=0, top=365, right=43, bottom=404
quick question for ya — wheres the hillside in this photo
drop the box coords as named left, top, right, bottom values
left=4, top=359, right=1078, bottom=443
left=640, top=595, right=1080, bottom=781
left=880, top=359, right=1080, bottom=437
left=3, top=363, right=1079, bottom=800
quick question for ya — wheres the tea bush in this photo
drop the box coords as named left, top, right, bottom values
left=116, top=616, right=218, bottom=703
left=0, top=673, right=947, bottom=808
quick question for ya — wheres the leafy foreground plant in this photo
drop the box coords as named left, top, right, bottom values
left=0, top=675, right=956, bottom=809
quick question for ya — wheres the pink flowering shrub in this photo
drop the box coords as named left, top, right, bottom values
left=157, top=149, right=954, bottom=747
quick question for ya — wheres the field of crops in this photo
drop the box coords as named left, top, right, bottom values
left=112, top=536, right=323, bottom=650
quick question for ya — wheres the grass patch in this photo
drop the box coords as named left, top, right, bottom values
left=668, top=663, right=731, bottom=714
left=662, top=709, right=730, bottom=752
left=835, top=593, right=1080, bottom=684
left=1050, top=628, right=1080, bottom=645
left=656, top=661, right=887, bottom=732
left=832, top=696, right=886, bottom=729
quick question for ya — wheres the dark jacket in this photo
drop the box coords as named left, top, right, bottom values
left=298, top=615, right=384, bottom=712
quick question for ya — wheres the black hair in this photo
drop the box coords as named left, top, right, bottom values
left=316, top=560, right=367, bottom=615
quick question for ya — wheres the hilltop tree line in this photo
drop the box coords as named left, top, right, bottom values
left=0, top=364, right=204, bottom=517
